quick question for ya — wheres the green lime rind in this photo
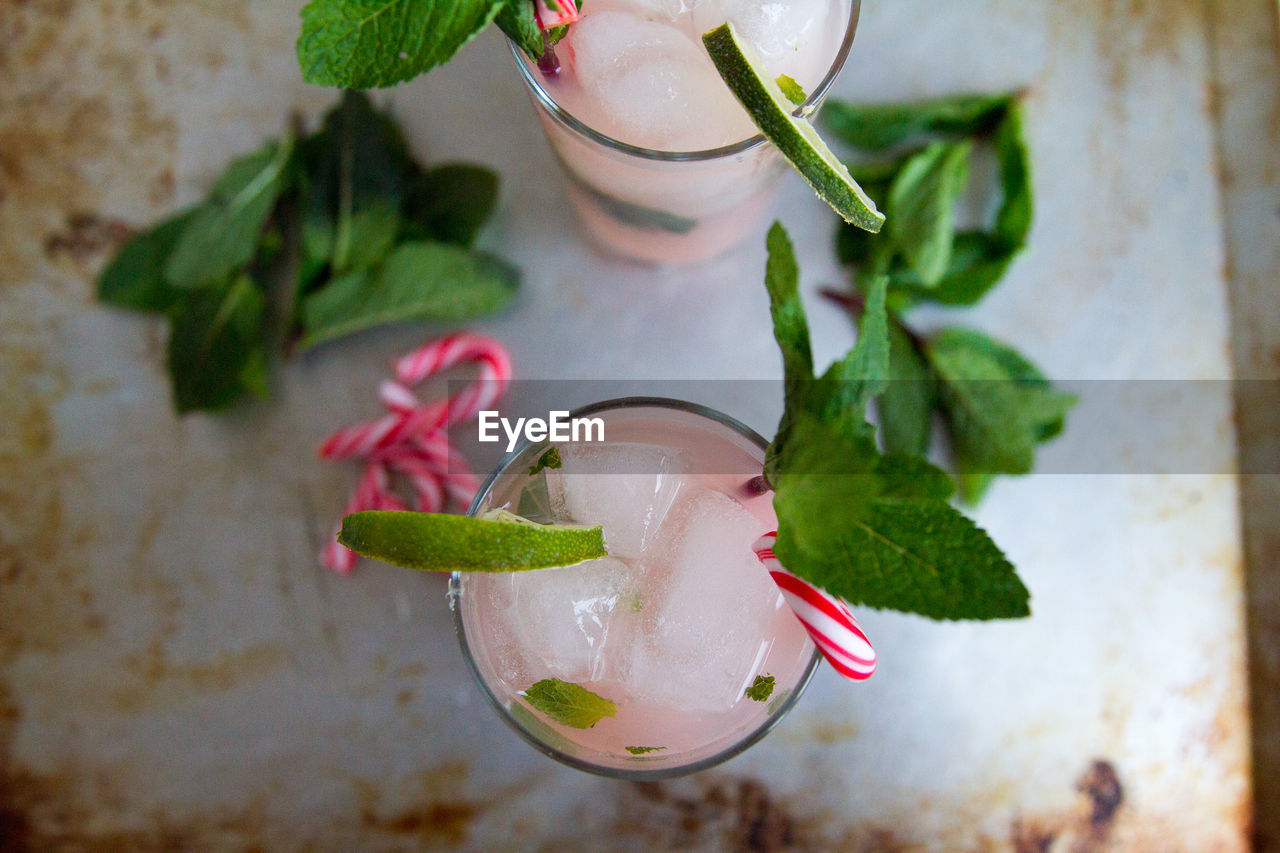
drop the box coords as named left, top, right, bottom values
left=702, top=22, right=885, bottom=233
left=337, top=510, right=607, bottom=573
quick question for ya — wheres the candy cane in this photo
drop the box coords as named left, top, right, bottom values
left=535, top=0, right=579, bottom=29
left=319, top=334, right=512, bottom=573
left=753, top=531, right=876, bottom=681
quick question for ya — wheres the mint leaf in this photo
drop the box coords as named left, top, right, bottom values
left=763, top=222, right=814, bottom=482
left=817, top=275, right=889, bottom=424
left=401, top=164, right=499, bottom=247
left=298, top=241, right=518, bottom=349
left=772, top=473, right=1029, bottom=619
left=507, top=698, right=578, bottom=752
left=763, top=224, right=1029, bottom=621
left=744, top=674, right=775, bottom=702
left=528, top=447, right=562, bottom=475
left=495, top=0, right=571, bottom=62
left=97, top=210, right=197, bottom=313
left=926, top=327, right=1076, bottom=475
left=879, top=319, right=935, bottom=456
left=776, top=74, right=806, bottom=106
left=298, top=0, right=506, bottom=88
left=300, top=91, right=417, bottom=280
left=821, top=93, right=1013, bottom=152
left=625, top=746, right=666, bottom=755
left=166, top=275, right=268, bottom=413
left=165, top=135, right=296, bottom=288
left=993, top=100, right=1032, bottom=249
left=886, top=141, right=972, bottom=288
left=522, top=679, right=618, bottom=729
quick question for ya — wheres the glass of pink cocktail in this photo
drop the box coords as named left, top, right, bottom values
left=510, top=0, right=861, bottom=263
left=450, top=399, right=820, bottom=777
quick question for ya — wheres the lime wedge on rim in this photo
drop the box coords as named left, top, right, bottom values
left=337, top=510, right=607, bottom=573
left=702, top=22, right=885, bottom=233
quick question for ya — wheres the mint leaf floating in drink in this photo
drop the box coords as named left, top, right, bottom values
left=776, top=75, right=807, bottom=107
left=522, top=679, right=618, bottom=729
left=702, top=22, right=884, bottom=234
left=528, top=447, right=562, bottom=476
left=744, top=675, right=775, bottom=702
left=762, top=223, right=1029, bottom=620
left=625, top=746, right=666, bottom=756
left=337, top=510, right=606, bottom=572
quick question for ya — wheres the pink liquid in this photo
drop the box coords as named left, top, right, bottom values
left=517, top=0, right=852, bottom=263
left=458, top=405, right=816, bottom=773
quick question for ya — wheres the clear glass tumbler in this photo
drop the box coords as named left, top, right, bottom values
left=508, top=2, right=861, bottom=264
left=449, top=398, right=820, bottom=778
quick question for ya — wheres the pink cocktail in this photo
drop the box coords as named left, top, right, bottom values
left=511, top=0, right=860, bottom=263
left=451, top=399, right=820, bottom=776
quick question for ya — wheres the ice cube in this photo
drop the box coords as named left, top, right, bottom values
left=625, top=488, right=782, bottom=712
left=693, top=0, right=840, bottom=83
left=510, top=556, right=637, bottom=683
left=614, top=0, right=704, bottom=22
left=546, top=442, right=688, bottom=560
left=564, top=10, right=753, bottom=149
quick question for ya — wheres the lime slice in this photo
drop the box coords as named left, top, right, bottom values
left=337, top=510, right=607, bottom=573
left=702, top=22, right=885, bottom=233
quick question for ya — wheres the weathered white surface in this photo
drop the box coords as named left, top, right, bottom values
left=0, top=0, right=1257, bottom=849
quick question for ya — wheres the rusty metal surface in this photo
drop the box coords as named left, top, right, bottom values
left=0, top=0, right=1262, bottom=850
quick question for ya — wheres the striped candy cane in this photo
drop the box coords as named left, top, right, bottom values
left=753, top=531, right=877, bottom=681
left=319, top=334, right=512, bottom=573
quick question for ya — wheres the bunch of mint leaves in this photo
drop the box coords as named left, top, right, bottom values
left=763, top=222, right=1029, bottom=621
left=819, top=92, right=1074, bottom=503
left=298, top=0, right=571, bottom=88
left=97, top=91, right=516, bottom=414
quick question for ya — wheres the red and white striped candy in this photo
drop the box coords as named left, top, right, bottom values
left=753, top=531, right=876, bottom=681
left=535, top=0, right=579, bottom=29
left=318, top=333, right=512, bottom=574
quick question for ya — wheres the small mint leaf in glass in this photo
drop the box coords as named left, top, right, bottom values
left=522, top=679, right=618, bottom=729
left=529, top=447, right=562, bottom=476
left=625, top=746, right=666, bottom=755
left=744, top=674, right=775, bottom=702
left=776, top=74, right=807, bottom=106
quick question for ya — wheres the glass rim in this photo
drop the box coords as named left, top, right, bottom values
left=450, top=397, right=822, bottom=781
left=506, top=0, right=862, bottom=162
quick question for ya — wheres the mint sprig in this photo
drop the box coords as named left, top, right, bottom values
left=824, top=93, right=1031, bottom=308
left=96, top=91, right=517, bottom=414
left=763, top=223, right=1029, bottom=621
left=625, top=746, right=666, bottom=755
left=522, top=679, right=618, bottom=729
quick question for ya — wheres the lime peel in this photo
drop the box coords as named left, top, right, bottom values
left=702, top=22, right=885, bottom=233
left=337, top=510, right=607, bottom=573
